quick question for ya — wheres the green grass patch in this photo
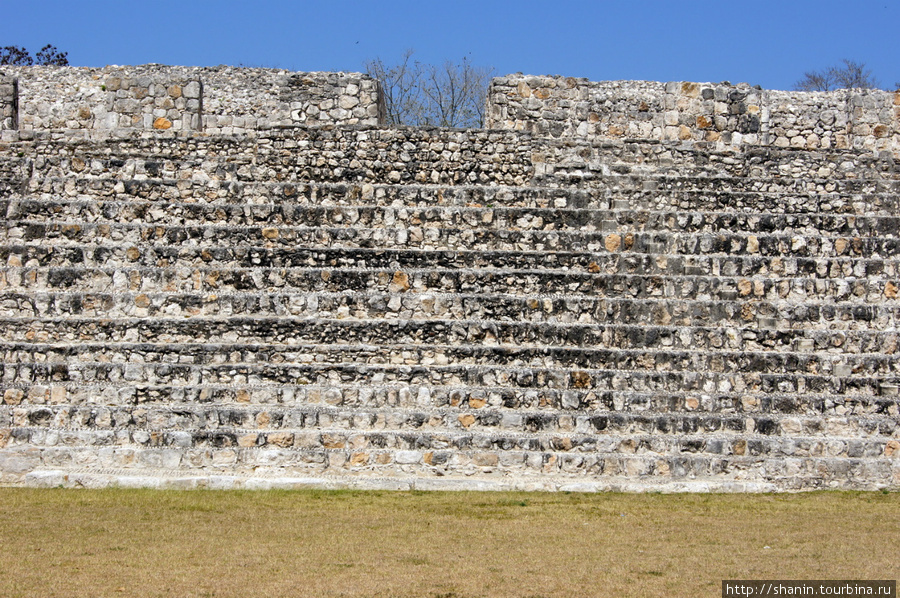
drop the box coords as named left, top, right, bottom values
left=0, top=488, right=896, bottom=597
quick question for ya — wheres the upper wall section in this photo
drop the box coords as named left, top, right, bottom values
left=0, top=65, right=383, bottom=135
left=487, top=75, right=900, bottom=156
left=0, top=75, right=15, bottom=131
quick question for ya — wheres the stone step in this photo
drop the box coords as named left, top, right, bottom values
left=1, top=317, right=897, bottom=356
left=7, top=450, right=895, bottom=492
left=4, top=291, right=895, bottom=328
left=4, top=402, right=896, bottom=440
left=1, top=355, right=895, bottom=397
left=11, top=129, right=899, bottom=186
left=3, top=382, right=898, bottom=415
left=13, top=173, right=900, bottom=215
left=5, top=220, right=899, bottom=262
left=538, top=136, right=900, bottom=179
left=0, top=242, right=895, bottom=286
left=3, top=426, right=896, bottom=467
left=7, top=195, right=899, bottom=238
left=2, top=265, right=893, bottom=303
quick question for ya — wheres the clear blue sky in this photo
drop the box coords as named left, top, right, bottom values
left=4, top=0, right=898, bottom=91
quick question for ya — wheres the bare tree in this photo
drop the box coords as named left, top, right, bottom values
left=365, top=50, right=494, bottom=128
left=34, top=45, right=68, bottom=66
left=794, top=59, right=878, bottom=91
left=0, top=44, right=68, bottom=66
left=365, top=50, right=425, bottom=126
left=420, top=57, right=493, bottom=128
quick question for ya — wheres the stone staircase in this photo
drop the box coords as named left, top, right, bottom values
left=0, top=127, right=898, bottom=491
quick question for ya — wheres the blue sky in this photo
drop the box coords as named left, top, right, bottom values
left=4, top=0, right=898, bottom=91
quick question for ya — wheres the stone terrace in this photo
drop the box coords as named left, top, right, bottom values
left=0, top=66, right=898, bottom=491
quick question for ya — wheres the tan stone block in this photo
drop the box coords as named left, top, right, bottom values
left=152, top=117, right=172, bottom=130
left=0, top=428, right=10, bottom=448
left=885, top=440, right=900, bottom=457
left=167, top=85, right=182, bottom=98
left=238, top=434, right=258, bottom=447
left=3, top=389, right=23, bottom=405
left=256, top=412, right=271, bottom=427
left=350, top=452, right=369, bottom=466
left=685, top=396, right=700, bottom=410
left=733, top=440, right=747, bottom=456
left=604, top=234, right=621, bottom=252
left=696, top=115, right=712, bottom=129
left=458, top=414, right=476, bottom=428
left=235, top=389, right=250, bottom=403
left=50, top=387, right=66, bottom=404
left=468, top=397, right=486, bottom=409
left=261, top=227, right=279, bottom=239
left=126, top=247, right=141, bottom=261
left=322, top=434, right=345, bottom=449
left=133, top=294, right=151, bottom=308
left=267, top=432, right=294, bottom=448
left=375, top=453, right=391, bottom=465
left=571, top=371, right=592, bottom=389
left=747, top=235, right=759, bottom=253
left=62, top=224, right=81, bottom=237
left=607, top=125, right=625, bottom=137
left=656, top=459, right=671, bottom=476
left=680, top=82, right=700, bottom=98
left=738, top=279, right=752, bottom=296
left=517, top=81, right=531, bottom=98
left=390, top=271, right=410, bottom=292
left=781, top=418, right=802, bottom=434
left=623, top=233, right=634, bottom=250
left=551, top=437, right=573, bottom=451
left=678, top=125, right=693, bottom=140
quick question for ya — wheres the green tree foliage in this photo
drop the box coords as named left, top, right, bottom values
left=365, top=50, right=493, bottom=128
left=794, top=59, right=879, bottom=91
left=0, top=44, right=69, bottom=66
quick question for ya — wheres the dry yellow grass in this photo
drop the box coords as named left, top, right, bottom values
left=0, top=488, right=896, bottom=598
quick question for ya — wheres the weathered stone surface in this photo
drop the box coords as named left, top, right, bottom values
left=488, top=75, right=899, bottom=156
left=0, top=65, right=381, bottom=134
left=0, top=67, right=897, bottom=492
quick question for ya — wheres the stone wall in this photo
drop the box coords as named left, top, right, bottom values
left=0, top=75, right=15, bottom=131
left=488, top=75, right=900, bottom=155
left=0, top=65, right=382, bottom=135
left=0, top=67, right=898, bottom=492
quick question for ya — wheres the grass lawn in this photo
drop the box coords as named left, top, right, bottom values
left=0, top=488, right=896, bottom=597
